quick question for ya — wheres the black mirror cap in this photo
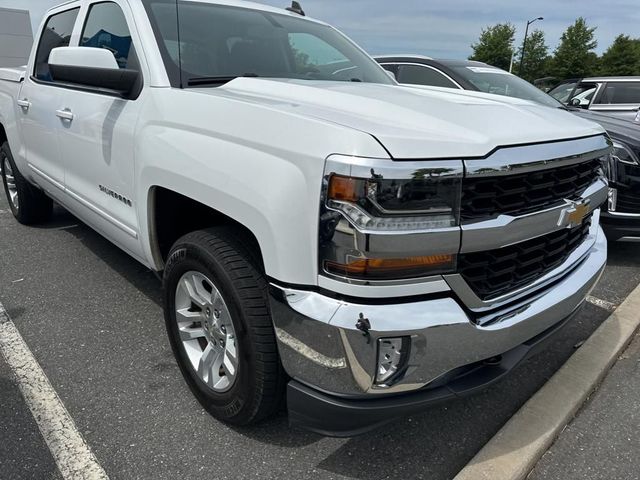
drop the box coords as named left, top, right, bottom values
left=49, top=64, right=142, bottom=100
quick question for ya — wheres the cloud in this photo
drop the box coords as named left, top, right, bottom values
left=5, top=0, right=640, bottom=58
left=258, top=0, right=640, bottom=58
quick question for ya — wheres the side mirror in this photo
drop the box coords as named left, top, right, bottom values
left=569, top=97, right=581, bottom=107
left=48, top=47, right=140, bottom=99
left=385, top=70, right=397, bottom=82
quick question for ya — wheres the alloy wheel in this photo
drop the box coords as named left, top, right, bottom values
left=174, top=271, right=239, bottom=392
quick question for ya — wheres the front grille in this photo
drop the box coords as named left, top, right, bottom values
left=461, top=159, right=602, bottom=221
left=458, top=217, right=592, bottom=300
left=616, top=189, right=640, bottom=214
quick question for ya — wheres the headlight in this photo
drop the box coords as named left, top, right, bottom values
left=319, top=156, right=463, bottom=282
left=326, top=171, right=461, bottom=231
left=611, top=141, right=639, bottom=166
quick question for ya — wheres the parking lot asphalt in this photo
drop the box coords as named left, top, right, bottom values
left=1, top=191, right=640, bottom=480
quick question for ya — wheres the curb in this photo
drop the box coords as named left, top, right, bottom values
left=453, top=283, right=640, bottom=480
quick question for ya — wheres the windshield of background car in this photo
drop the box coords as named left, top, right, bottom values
left=142, top=0, right=394, bottom=87
left=451, top=65, right=562, bottom=108
left=548, top=81, right=577, bottom=103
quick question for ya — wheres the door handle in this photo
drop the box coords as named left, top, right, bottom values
left=17, top=98, right=31, bottom=110
left=55, top=109, right=74, bottom=121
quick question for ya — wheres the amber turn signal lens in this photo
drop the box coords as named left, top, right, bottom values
left=325, top=254, right=455, bottom=280
left=327, top=175, right=361, bottom=203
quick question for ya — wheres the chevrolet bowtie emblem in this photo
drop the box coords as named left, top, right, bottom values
left=558, top=199, right=591, bottom=229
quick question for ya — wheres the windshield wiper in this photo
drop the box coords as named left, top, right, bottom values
left=187, top=73, right=259, bottom=87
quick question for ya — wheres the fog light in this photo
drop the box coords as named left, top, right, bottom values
left=376, top=337, right=410, bottom=386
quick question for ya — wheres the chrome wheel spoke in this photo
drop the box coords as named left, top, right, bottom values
left=222, top=341, right=238, bottom=377
left=179, top=325, right=207, bottom=341
left=175, top=271, right=239, bottom=393
left=176, top=307, right=201, bottom=324
left=3, top=157, right=19, bottom=210
left=198, top=344, right=223, bottom=387
left=181, top=275, right=209, bottom=308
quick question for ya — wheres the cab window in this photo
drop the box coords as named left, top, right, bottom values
left=34, top=8, right=80, bottom=81
left=80, top=2, right=134, bottom=69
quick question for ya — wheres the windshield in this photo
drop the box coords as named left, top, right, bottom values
left=549, top=82, right=598, bottom=106
left=548, top=81, right=577, bottom=103
left=142, top=0, right=393, bottom=87
left=451, top=65, right=563, bottom=108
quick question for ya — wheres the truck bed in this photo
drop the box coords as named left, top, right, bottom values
left=0, top=66, right=26, bottom=83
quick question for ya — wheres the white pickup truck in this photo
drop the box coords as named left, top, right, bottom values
left=0, top=0, right=611, bottom=436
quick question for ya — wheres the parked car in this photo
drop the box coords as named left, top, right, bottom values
left=375, top=56, right=640, bottom=240
left=375, top=56, right=562, bottom=108
left=573, top=110, right=640, bottom=240
left=1, top=1, right=610, bottom=436
left=548, top=77, right=640, bottom=121
left=533, top=76, right=560, bottom=92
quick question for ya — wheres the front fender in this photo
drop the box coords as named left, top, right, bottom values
left=134, top=89, right=389, bottom=285
left=136, top=125, right=322, bottom=285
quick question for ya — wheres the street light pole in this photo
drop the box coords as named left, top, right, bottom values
left=519, top=16, right=543, bottom=77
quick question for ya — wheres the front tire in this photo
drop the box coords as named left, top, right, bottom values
left=163, top=227, right=286, bottom=425
left=1, top=141, right=52, bottom=224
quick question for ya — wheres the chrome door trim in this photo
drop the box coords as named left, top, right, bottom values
left=590, top=104, right=640, bottom=112
left=64, top=187, right=138, bottom=238
left=28, top=162, right=65, bottom=191
left=29, top=163, right=138, bottom=239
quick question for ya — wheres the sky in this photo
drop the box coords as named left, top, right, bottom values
left=2, top=0, right=640, bottom=59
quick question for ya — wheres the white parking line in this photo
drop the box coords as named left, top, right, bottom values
left=0, top=302, right=109, bottom=480
left=586, top=295, right=617, bottom=312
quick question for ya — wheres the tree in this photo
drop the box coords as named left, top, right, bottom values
left=469, top=23, right=516, bottom=71
left=515, top=29, right=549, bottom=81
left=550, top=17, right=598, bottom=79
left=599, top=35, right=640, bottom=76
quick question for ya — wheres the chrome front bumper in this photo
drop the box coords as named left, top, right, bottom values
left=269, top=226, right=607, bottom=398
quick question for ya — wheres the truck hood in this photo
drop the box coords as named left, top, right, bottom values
left=211, top=78, right=605, bottom=159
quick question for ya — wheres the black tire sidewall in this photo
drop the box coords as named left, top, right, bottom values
left=163, top=240, right=261, bottom=422
left=0, top=141, right=52, bottom=224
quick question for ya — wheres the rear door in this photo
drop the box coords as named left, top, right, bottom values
left=56, top=0, right=145, bottom=257
left=18, top=7, right=80, bottom=195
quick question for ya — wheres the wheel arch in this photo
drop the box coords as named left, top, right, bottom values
left=147, top=186, right=265, bottom=273
left=0, top=121, right=7, bottom=146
